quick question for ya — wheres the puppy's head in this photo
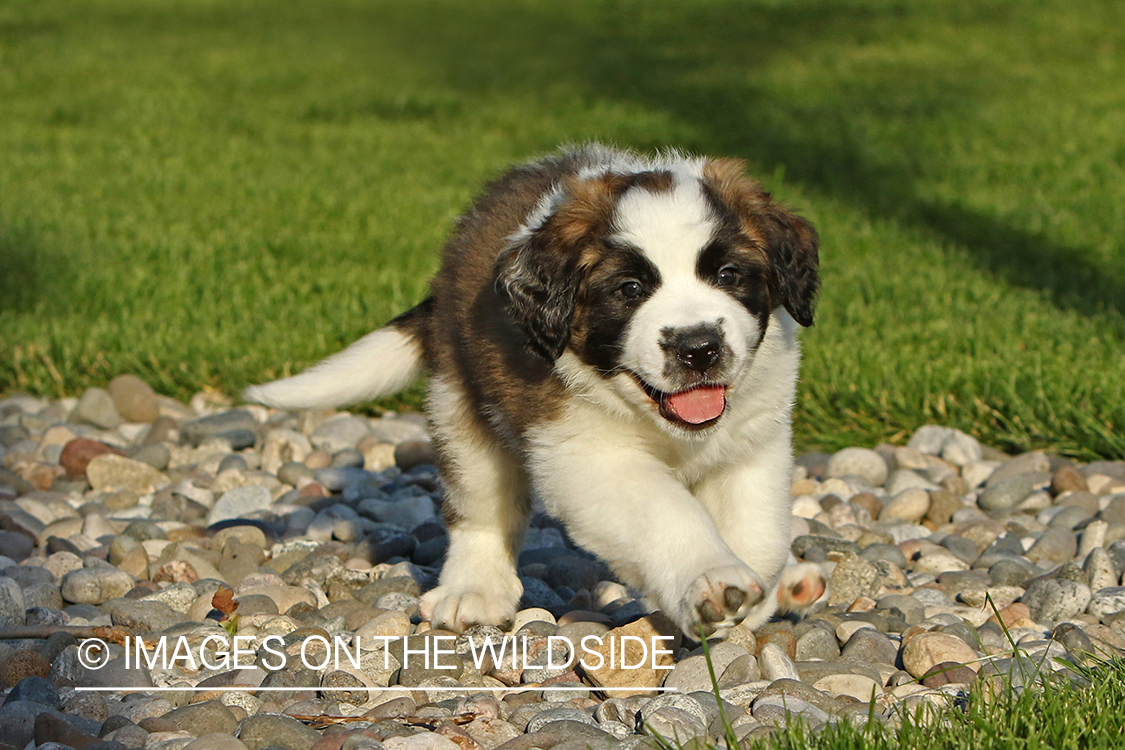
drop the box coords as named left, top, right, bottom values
left=496, top=156, right=819, bottom=432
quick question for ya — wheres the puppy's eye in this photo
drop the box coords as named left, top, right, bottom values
left=717, top=266, right=741, bottom=287
left=619, top=280, right=645, bottom=299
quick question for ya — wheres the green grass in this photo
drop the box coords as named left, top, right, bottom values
left=749, top=657, right=1125, bottom=750
left=1, top=0, right=1123, bottom=458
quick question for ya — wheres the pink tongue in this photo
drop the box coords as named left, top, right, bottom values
left=664, top=385, right=726, bottom=424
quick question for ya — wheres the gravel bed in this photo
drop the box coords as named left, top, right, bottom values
left=1, top=375, right=1125, bottom=750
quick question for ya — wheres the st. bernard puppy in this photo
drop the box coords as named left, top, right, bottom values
left=245, top=145, right=824, bottom=637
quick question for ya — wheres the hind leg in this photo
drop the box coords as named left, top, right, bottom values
left=419, top=376, right=529, bottom=632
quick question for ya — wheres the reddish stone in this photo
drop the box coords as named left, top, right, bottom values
left=299, top=482, right=327, bottom=499
left=60, top=438, right=123, bottom=477
left=756, top=629, right=797, bottom=659
left=922, top=661, right=978, bottom=687
left=1051, top=465, right=1088, bottom=495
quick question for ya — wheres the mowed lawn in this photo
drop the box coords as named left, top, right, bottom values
left=1, top=0, right=1123, bottom=458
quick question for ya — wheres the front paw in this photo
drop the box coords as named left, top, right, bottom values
left=419, top=581, right=522, bottom=633
left=676, top=564, right=764, bottom=637
left=777, top=562, right=827, bottom=613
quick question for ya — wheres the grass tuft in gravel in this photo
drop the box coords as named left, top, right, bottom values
left=747, top=656, right=1125, bottom=750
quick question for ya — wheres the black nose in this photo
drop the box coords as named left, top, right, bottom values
left=673, top=328, right=723, bottom=373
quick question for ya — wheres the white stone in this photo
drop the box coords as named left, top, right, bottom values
left=311, top=415, right=371, bottom=453
left=880, top=488, right=931, bottom=523
left=383, top=733, right=462, bottom=750
left=827, top=447, right=889, bottom=487
left=812, top=673, right=883, bottom=701
left=369, top=418, right=429, bottom=445
left=908, top=426, right=955, bottom=456
left=941, top=431, right=982, bottom=466
left=962, top=461, right=1001, bottom=489
left=886, top=469, right=939, bottom=495
left=792, top=495, right=822, bottom=519
left=1085, top=547, right=1118, bottom=592
left=818, top=477, right=858, bottom=501
left=259, top=428, right=311, bottom=474
left=356, top=610, right=413, bottom=647
left=206, top=485, right=273, bottom=526
left=1087, top=587, right=1125, bottom=620
left=509, top=607, right=556, bottom=632
left=757, top=642, right=799, bottom=682
left=912, top=553, right=970, bottom=575
left=835, top=621, right=876, bottom=643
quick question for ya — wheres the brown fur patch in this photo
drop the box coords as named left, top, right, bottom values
left=702, top=159, right=771, bottom=236
left=553, top=169, right=676, bottom=248
left=702, top=158, right=819, bottom=326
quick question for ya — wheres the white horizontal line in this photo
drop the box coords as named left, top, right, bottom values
left=74, top=686, right=680, bottom=692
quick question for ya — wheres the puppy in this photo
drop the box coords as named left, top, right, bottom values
left=245, top=145, right=821, bottom=637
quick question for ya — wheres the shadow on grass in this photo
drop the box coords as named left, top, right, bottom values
left=363, top=0, right=1124, bottom=323
left=0, top=220, right=54, bottom=315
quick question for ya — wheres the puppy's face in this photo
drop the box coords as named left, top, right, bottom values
left=497, top=158, right=819, bottom=434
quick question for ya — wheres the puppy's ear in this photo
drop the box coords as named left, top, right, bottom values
left=495, top=228, right=581, bottom=361
left=703, top=158, right=820, bottom=327
left=760, top=206, right=820, bottom=327
left=495, top=173, right=626, bottom=360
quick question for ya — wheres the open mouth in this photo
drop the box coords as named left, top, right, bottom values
left=634, top=376, right=727, bottom=428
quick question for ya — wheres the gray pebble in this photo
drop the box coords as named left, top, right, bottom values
left=0, top=577, right=26, bottom=626
left=907, top=426, right=955, bottom=456
left=876, top=594, right=925, bottom=624
left=236, top=713, right=321, bottom=750
left=1085, top=547, right=1118, bottom=592
left=752, top=695, right=829, bottom=727
left=331, top=447, right=365, bottom=468
left=311, top=416, right=370, bottom=453
left=217, top=454, right=249, bottom=474
left=941, top=431, right=982, bottom=466
left=795, top=626, right=840, bottom=661
left=277, top=461, right=313, bottom=486
left=792, top=535, right=861, bottom=559
left=131, top=443, right=171, bottom=471
left=180, top=410, right=257, bottom=447
left=1047, top=505, right=1093, bottom=530
left=840, top=627, right=897, bottom=664
left=827, top=552, right=880, bottom=606
left=106, top=599, right=183, bottom=633
left=718, top=653, right=760, bottom=686
left=59, top=567, right=134, bottom=605
left=757, top=643, right=799, bottom=682
left=1025, top=526, right=1078, bottom=566
left=940, top=535, right=979, bottom=564
left=71, top=388, right=123, bottom=430
left=207, top=485, right=273, bottom=526
left=886, top=469, right=940, bottom=495
left=1087, top=587, right=1125, bottom=621
left=314, top=465, right=370, bottom=492
left=986, top=452, right=1050, bottom=486
left=978, top=474, right=1039, bottom=512
left=519, top=576, right=567, bottom=612
left=641, top=706, right=707, bottom=740
left=826, top=448, right=889, bottom=487
left=526, top=706, right=598, bottom=733
left=910, top=587, right=954, bottom=607
left=989, top=559, right=1035, bottom=586
left=860, top=543, right=908, bottom=569
left=1021, top=578, right=1091, bottom=622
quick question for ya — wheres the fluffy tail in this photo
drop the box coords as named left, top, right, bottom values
left=243, top=299, right=431, bottom=410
